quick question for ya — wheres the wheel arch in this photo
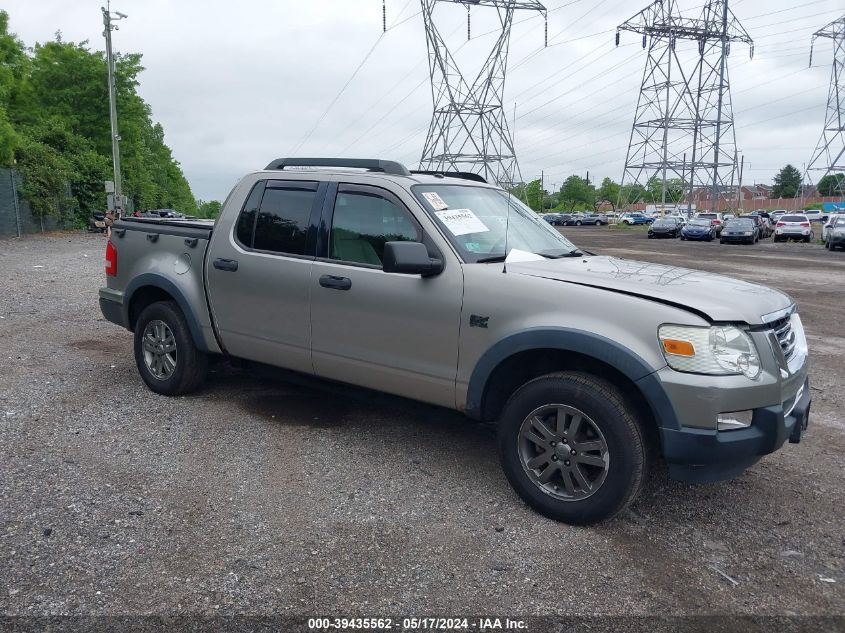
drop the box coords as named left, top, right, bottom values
left=465, top=328, right=680, bottom=440
left=124, top=274, right=211, bottom=353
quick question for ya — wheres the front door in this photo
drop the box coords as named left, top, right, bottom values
left=206, top=178, right=324, bottom=374
left=310, top=183, right=463, bottom=408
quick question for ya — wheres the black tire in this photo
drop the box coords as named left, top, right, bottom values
left=575, top=221, right=582, bottom=226
left=595, top=220, right=601, bottom=226
left=133, top=300, right=208, bottom=396
left=720, top=238, right=725, bottom=244
left=497, top=372, right=646, bottom=525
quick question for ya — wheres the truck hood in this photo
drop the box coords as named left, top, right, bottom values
left=507, top=256, right=792, bottom=324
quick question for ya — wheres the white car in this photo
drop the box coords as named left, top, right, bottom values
left=773, top=214, right=813, bottom=243
left=664, top=214, right=687, bottom=226
left=802, top=209, right=824, bottom=224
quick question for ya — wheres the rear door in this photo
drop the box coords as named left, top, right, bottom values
left=310, top=182, right=463, bottom=408
left=206, top=178, right=326, bottom=374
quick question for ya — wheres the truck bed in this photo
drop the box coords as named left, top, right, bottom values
left=115, top=216, right=215, bottom=239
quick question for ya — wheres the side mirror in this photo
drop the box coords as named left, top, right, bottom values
left=383, top=241, right=443, bottom=277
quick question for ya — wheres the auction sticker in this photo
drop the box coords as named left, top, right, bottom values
left=435, top=209, right=489, bottom=236
left=422, top=191, right=449, bottom=210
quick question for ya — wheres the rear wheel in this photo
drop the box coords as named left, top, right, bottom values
left=595, top=220, right=602, bottom=226
left=133, top=301, right=208, bottom=396
left=497, top=372, right=646, bottom=525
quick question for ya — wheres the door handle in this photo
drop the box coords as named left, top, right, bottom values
left=213, top=258, right=239, bottom=272
left=319, top=275, right=352, bottom=291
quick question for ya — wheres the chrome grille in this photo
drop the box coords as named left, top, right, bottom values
left=771, top=315, right=796, bottom=361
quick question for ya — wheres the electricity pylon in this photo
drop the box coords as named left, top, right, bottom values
left=617, top=0, right=752, bottom=212
left=805, top=15, right=845, bottom=198
left=418, top=0, right=546, bottom=187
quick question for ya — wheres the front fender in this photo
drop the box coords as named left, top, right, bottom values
left=465, top=327, right=680, bottom=430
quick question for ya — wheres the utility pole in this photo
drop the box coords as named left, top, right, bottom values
left=616, top=0, right=752, bottom=212
left=419, top=0, right=547, bottom=188
left=735, top=154, right=744, bottom=211
left=540, top=170, right=545, bottom=211
left=102, top=3, right=127, bottom=216
left=805, top=15, right=845, bottom=199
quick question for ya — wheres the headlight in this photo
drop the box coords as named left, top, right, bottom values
left=658, top=324, right=762, bottom=379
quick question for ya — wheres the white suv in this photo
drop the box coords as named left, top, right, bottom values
left=774, top=214, right=813, bottom=243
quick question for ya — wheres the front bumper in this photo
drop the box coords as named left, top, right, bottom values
left=829, top=234, right=845, bottom=246
left=655, top=318, right=810, bottom=483
left=721, top=233, right=753, bottom=242
left=661, top=378, right=810, bottom=482
left=682, top=232, right=710, bottom=240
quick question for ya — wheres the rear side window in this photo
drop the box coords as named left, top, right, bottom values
left=235, top=182, right=265, bottom=247
left=234, top=180, right=318, bottom=255
left=254, top=185, right=317, bottom=254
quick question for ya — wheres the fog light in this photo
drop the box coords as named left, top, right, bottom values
left=717, top=410, right=753, bottom=430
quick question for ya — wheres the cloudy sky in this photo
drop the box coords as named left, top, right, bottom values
left=4, top=0, right=843, bottom=201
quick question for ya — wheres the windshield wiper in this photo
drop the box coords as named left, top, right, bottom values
left=539, top=250, right=584, bottom=258
left=475, top=254, right=507, bottom=263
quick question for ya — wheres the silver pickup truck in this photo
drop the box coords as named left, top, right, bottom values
left=100, top=158, right=811, bottom=524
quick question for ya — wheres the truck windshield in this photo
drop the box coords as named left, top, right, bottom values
left=412, top=184, right=579, bottom=262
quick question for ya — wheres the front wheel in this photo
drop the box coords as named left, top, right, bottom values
left=134, top=301, right=208, bottom=396
left=497, top=372, right=646, bottom=525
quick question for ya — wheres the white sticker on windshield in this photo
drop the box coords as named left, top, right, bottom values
left=435, top=209, right=489, bottom=236
left=422, top=191, right=449, bottom=211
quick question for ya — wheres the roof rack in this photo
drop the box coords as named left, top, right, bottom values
left=410, top=170, right=488, bottom=184
left=264, top=157, right=411, bottom=176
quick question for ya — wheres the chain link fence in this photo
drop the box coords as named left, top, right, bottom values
left=0, top=168, right=79, bottom=237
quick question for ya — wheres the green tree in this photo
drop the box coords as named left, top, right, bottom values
left=596, top=177, right=621, bottom=211
left=772, top=164, right=802, bottom=199
left=0, top=11, right=199, bottom=221
left=645, top=176, right=686, bottom=204
left=619, top=182, right=648, bottom=205
left=197, top=200, right=222, bottom=219
left=522, top=179, right=545, bottom=212
left=557, top=175, right=595, bottom=211
left=817, top=173, right=844, bottom=197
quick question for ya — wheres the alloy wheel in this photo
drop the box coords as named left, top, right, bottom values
left=518, top=404, right=610, bottom=501
left=142, top=320, right=177, bottom=380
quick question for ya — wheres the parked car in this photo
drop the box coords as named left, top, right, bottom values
left=749, top=212, right=773, bottom=237
left=563, top=214, right=587, bottom=226
left=543, top=213, right=563, bottom=226
left=720, top=218, right=759, bottom=245
left=694, top=212, right=725, bottom=234
left=773, top=214, right=813, bottom=243
left=99, top=156, right=811, bottom=525
left=680, top=218, right=716, bottom=241
left=824, top=215, right=845, bottom=250
left=802, top=209, right=825, bottom=224
left=740, top=214, right=768, bottom=239
left=619, top=212, right=654, bottom=225
left=770, top=211, right=787, bottom=226
left=582, top=212, right=609, bottom=226
left=822, top=214, right=843, bottom=241
left=664, top=214, right=687, bottom=227
left=648, top=218, right=682, bottom=238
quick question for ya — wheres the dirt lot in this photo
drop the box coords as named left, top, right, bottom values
left=0, top=229, right=843, bottom=620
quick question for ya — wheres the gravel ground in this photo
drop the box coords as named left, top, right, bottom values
left=0, top=230, right=843, bottom=620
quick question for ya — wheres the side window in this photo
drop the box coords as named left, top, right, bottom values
left=253, top=183, right=318, bottom=255
left=330, top=189, right=422, bottom=266
left=234, top=182, right=265, bottom=248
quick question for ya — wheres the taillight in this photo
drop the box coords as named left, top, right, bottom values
left=105, top=241, right=117, bottom=277
left=776, top=222, right=785, bottom=227
left=713, top=220, right=722, bottom=224
left=800, top=222, right=810, bottom=228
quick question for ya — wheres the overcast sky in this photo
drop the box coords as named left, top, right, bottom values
left=4, top=0, right=843, bottom=201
